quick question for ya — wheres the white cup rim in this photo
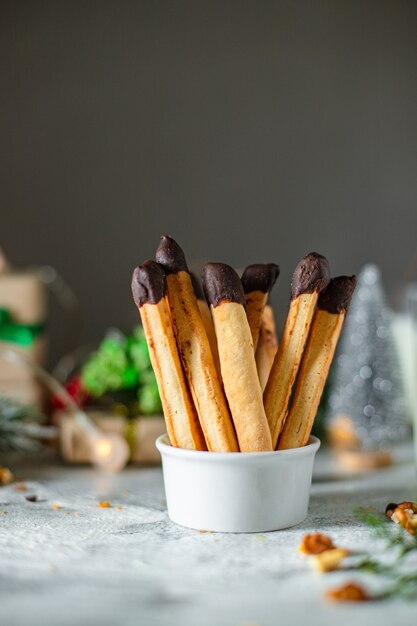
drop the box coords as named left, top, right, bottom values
left=156, top=433, right=320, bottom=461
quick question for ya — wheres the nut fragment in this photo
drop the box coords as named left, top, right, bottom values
left=325, top=582, right=369, bottom=602
left=392, top=508, right=417, bottom=536
left=13, top=483, right=27, bottom=492
left=386, top=500, right=417, bottom=518
left=386, top=500, right=417, bottom=536
left=311, top=548, right=349, bottom=573
left=385, top=502, right=398, bottom=518
left=299, top=532, right=335, bottom=555
left=396, top=501, right=417, bottom=514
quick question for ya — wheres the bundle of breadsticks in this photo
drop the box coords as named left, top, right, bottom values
left=131, top=236, right=356, bottom=453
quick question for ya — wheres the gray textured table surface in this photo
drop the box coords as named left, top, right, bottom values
left=1, top=446, right=416, bottom=626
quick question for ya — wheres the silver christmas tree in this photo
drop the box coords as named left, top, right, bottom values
left=326, top=264, right=409, bottom=449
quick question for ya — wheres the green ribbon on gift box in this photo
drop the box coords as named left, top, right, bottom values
left=0, top=308, right=44, bottom=347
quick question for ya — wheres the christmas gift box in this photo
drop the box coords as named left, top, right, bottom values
left=57, top=409, right=165, bottom=465
left=0, top=377, right=45, bottom=408
left=0, top=256, right=48, bottom=406
left=51, top=325, right=166, bottom=466
left=0, top=269, right=47, bottom=322
left=0, top=337, right=47, bottom=382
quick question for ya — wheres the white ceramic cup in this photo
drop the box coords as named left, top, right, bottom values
left=156, top=434, right=320, bottom=533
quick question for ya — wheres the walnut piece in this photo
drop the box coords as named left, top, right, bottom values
left=13, top=483, right=27, bottom=492
left=396, top=501, right=417, bottom=514
left=392, top=508, right=417, bottom=536
left=385, top=502, right=398, bottom=518
left=386, top=500, right=417, bottom=536
left=311, top=548, right=349, bottom=573
left=299, top=532, right=335, bottom=555
left=325, top=582, right=369, bottom=602
left=386, top=500, right=417, bottom=518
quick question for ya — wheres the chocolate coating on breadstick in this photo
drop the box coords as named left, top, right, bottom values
left=318, top=275, right=357, bottom=314
left=156, top=235, right=189, bottom=275
left=190, top=271, right=204, bottom=300
left=290, top=252, right=331, bottom=299
left=241, top=263, right=280, bottom=294
left=132, top=260, right=166, bottom=307
left=202, top=263, right=246, bottom=308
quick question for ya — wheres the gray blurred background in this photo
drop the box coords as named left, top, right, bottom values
left=1, top=1, right=417, bottom=361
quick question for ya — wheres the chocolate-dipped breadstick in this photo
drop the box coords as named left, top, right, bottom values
left=156, top=237, right=238, bottom=452
left=241, top=263, right=280, bottom=351
left=190, top=272, right=221, bottom=380
left=278, top=276, right=356, bottom=450
left=203, top=263, right=273, bottom=452
left=264, top=253, right=331, bottom=448
left=255, top=304, right=278, bottom=391
left=131, top=261, right=206, bottom=451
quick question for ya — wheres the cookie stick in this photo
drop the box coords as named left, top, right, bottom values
left=190, top=272, right=221, bottom=380
left=278, top=276, right=357, bottom=450
left=241, top=263, right=280, bottom=351
left=255, top=304, right=278, bottom=391
left=156, top=237, right=238, bottom=452
left=131, top=261, right=206, bottom=451
left=264, top=253, right=331, bottom=448
left=203, top=263, right=273, bottom=452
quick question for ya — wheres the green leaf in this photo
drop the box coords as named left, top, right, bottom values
left=138, top=383, right=162, bottom=415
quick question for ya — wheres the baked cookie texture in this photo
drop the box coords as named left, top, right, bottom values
left=132, top=262, right=206, bottom=451
left=204, top=263, right=272, bottom=452
left=190, top=272, right=222, bottom=381
left=264, top=253, right=331, bottom=448
left=157, top=237, right=238, bottom=452
left=255, top=304, right=278, bottom=391
left=278, top=276, right=356, bottom=450
left=241, top=263, right=280, bottom=351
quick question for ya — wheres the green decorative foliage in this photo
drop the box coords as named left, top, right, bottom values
left=350, top=506, right=417, bottom=600
left=81, top=327, right=161, bottom=415
left=138, top=379, right=162, bottom=415
left=128, top=328, right=151, bottom=372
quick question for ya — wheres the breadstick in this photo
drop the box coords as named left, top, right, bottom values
left=203, top=263, right=273, bottom=452
left=190, top=272, right=221, bottom=380
left=241, top=263, right=280, bottom=351
left=264, top=252, right=331, bottom=448
left=131, top=261, right=206, bottom=450
left=255, top=304, right=278, bottom=391
left=278, top=276, right=356, bottom=449
left=156, top=236, right=238, bottom=452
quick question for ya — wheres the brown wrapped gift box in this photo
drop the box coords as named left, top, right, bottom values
left=0, top=338, right=47, bottom=382
left=0, top=269, right=48, bottom=407
left=0, top=271, right=47, bottom=324
left=57, top=410, right=166, bottom=465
